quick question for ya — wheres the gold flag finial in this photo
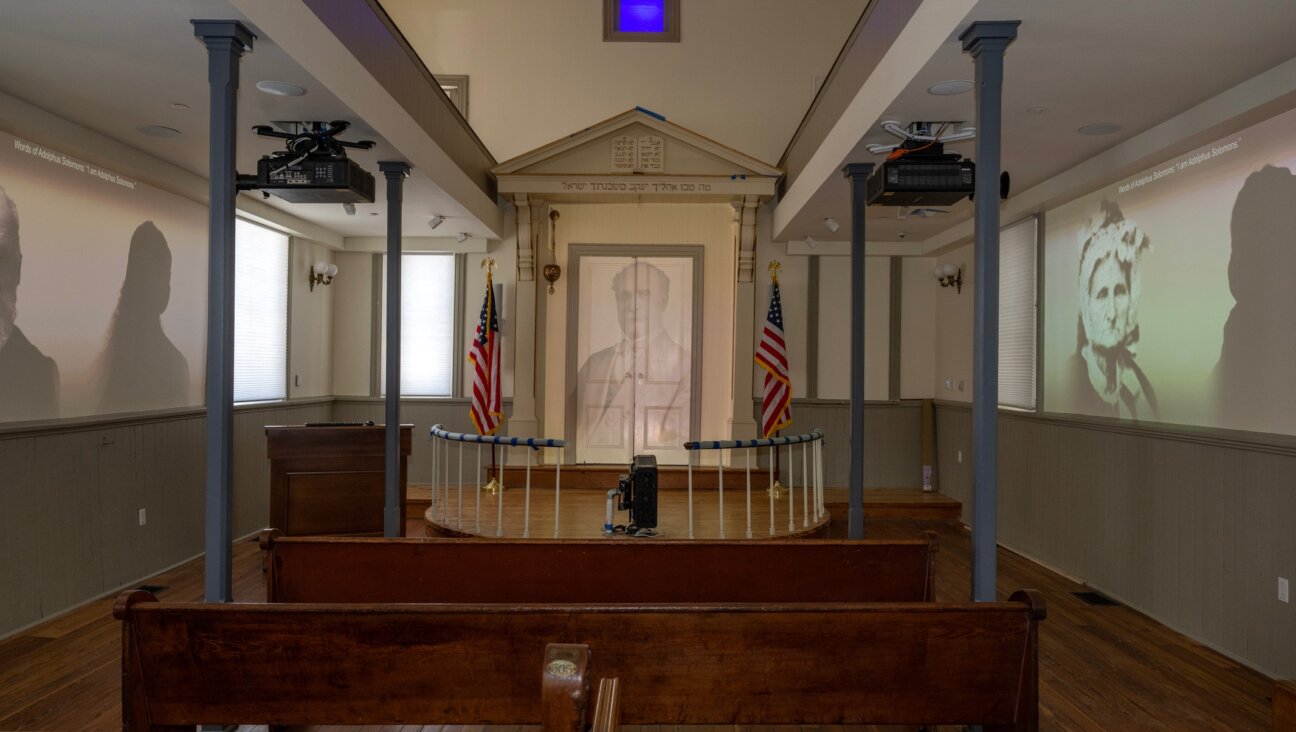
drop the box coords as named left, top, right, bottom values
left=768, top=259, right=782, bottom=284
left=481, top=257, right=496, bottom=277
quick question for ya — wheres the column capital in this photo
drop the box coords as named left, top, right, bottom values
left=959, top=20, right=1020, bottom=55
left=378, top=160, right=412, bottom=178
left=191, top=20, right=256, bottom=51
left=841, top=162, right=875, bottom=180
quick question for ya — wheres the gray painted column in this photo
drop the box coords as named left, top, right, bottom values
left=960, top=20, right=1019, bottom=603
left=379, top=161, right=411, bottom=537
left=841, top=163, right=873, bottom=539
left=192, top=19, right=254, bottom=604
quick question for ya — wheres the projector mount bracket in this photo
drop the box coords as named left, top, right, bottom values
left=865, top=120, right=976, bottom=156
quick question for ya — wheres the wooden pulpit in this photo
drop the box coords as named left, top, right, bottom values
left=265, top=424, right=412, bottom=536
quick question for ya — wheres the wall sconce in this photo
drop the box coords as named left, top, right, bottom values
left=934, top=263, right=962, bottom=293
left=309, top=262, right=338, bottom=291
left=543, top=209, right=562, bottom=294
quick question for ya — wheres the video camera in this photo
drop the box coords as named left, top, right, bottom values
left=607, top=454, right=658, bottom=532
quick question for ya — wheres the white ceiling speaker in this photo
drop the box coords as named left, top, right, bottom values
left=823, top=217, right=840, bottom=233
left=428, top=214, right=446, bottom=230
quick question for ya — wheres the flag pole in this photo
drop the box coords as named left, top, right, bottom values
left=476, top=257, right=502, bottom=496
left=766, top=261, right=787, bottom=499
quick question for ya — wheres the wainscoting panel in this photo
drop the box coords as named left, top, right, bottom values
left=0, top=399, right=330, bottom=639
left=933, top=402, right=1296, bottom=678
left=755, top=399, right=922, bottom=488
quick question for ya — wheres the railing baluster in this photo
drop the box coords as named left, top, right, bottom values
left=554, top=449, right=562, bottom=538
left=745, top=448, right=752, bottom=539
left=802, top=441, right=809, bottom=528
left=687, top=450, right=694, bottom=539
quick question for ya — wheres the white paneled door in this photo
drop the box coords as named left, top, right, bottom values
left=575, top=255, right=693, bottom=464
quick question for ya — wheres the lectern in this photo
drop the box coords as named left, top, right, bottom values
left=265, top=424, right=412, bottom=536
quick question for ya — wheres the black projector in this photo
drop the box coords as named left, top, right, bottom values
left=866, top=156, right=975, bottom=206
left=255, top=156, right=376, bottom=204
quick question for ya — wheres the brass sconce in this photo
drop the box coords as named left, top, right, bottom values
left=309, top=262, right=338, bottom=291
left=543, top=209, right=562, bottom=294
left=934, top=263, right=962, bottom=293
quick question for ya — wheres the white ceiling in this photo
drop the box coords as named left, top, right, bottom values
left=0, top=0, right=492, bottom=240
left=777, top=0, right=1296, bottom=244
left=2, top=1, right=1295, bottom=247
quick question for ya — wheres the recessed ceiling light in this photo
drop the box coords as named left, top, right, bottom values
left=927, top=80, right=973, bottom=96
left=1078, top=122, right=1122, bottom=136
left=170, top=102, right=189, bottom=111
left=137, top=125, right=181, bottom=138
left=256, top=80, right=307, bottom=97
left=1027, top=106, right=1046, bottom=114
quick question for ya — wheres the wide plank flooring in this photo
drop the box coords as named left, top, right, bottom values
left=0, top=516, right=1274, bottom=731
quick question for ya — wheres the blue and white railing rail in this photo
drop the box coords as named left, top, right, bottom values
left=428, top=425, right=568, bottom=538
left=682, top=429, right=825, bottom=539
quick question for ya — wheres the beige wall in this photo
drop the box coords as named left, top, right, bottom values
left=932, top=243, right=974, bottom=402
left=381, top=0, right=865, bottom=164
left=289, top=239, right=335, bottom=399
left=815, top=254, right=890, bottom=400
left=900, top=256, right=936, bottom=399
left=329, top=251, right=374, bottom=396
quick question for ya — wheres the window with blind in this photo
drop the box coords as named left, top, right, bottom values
left=233, top=219, right=289, bottom=403
left=999, top=217, right=1038, bottom=410
left=380, top=253, right=457, bottom=396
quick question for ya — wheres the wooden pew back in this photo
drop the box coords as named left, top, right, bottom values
left=117, top=588, right=1042, bottom=730
left=261, top=531, right=938, bottom=603
left=114, top=590, right=591, bottom=731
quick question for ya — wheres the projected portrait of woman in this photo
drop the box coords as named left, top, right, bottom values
left=1061, top=201, right=1159, bottom=420
left=1212, top=165, right=1296, bottom=432
left=97, top=221, right=189, bottom=413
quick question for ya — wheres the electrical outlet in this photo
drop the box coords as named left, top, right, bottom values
left=1281, top=577, right=1289, bottom=603
left=138, top=508, right=147, bottom=527
left=957, top=449, right=963, bottom=463
left=958, top=379, right=965, bottom=392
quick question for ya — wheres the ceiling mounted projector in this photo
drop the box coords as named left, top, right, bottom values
left=248, top=120, right=376, bottom=204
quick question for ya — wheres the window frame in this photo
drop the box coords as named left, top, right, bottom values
left=998, top=215, right=1039, bottom=412
left=603, top=0, right=680, bottom=42
left=376, top=251, right=464, bottom=399
left=232, top=217, right=290, bottom=405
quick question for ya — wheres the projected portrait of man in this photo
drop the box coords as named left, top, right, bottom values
left=1062, top=200, right=1159, bottom=420
left=577, top=260, right=690, bottom=453
left=1212, top=165, right=1296, bottom=432
left=0, top=186, right=60, bottom=421
left=97, top=221, right=189, bottom=413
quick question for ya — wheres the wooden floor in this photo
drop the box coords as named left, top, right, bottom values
left=0, top=516, right=1275, bottom=731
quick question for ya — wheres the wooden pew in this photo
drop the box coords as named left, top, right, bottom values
left=114, top=590, right=593, bottom=732
left=116, top=588, right=1044, bottom=731
left=260, top=529, right=939, bottom=603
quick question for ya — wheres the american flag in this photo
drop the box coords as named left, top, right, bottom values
left=755, top=279, right=792, bottom=437
left=468, top=274, right=503, bottom=435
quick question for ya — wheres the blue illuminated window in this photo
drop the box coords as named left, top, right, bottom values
left=604, top=0, right=679, bottom=42
left=619, top=0, right=664, bottom=33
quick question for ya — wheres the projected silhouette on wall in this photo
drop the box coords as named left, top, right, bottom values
left=97, top=221, right=189, bottom=413
left=1212, top=165, right=1296, bottom=433
left=576, top=259, right=690, bottom=460
left=1060, top=200, right=1159, bottom=420
left=0, top=186, right=59, bottom=421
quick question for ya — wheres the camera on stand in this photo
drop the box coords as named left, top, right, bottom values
left=604, top=454, right=658, bottom=535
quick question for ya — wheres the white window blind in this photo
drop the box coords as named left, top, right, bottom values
left=381, top=254, right=456, bottom=396
left=234, top=219, right=288, bottom=403
left=999, top=217, right=1038, bottom=410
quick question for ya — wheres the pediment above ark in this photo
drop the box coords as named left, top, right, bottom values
left=493, top=108, right=781, bottom=202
